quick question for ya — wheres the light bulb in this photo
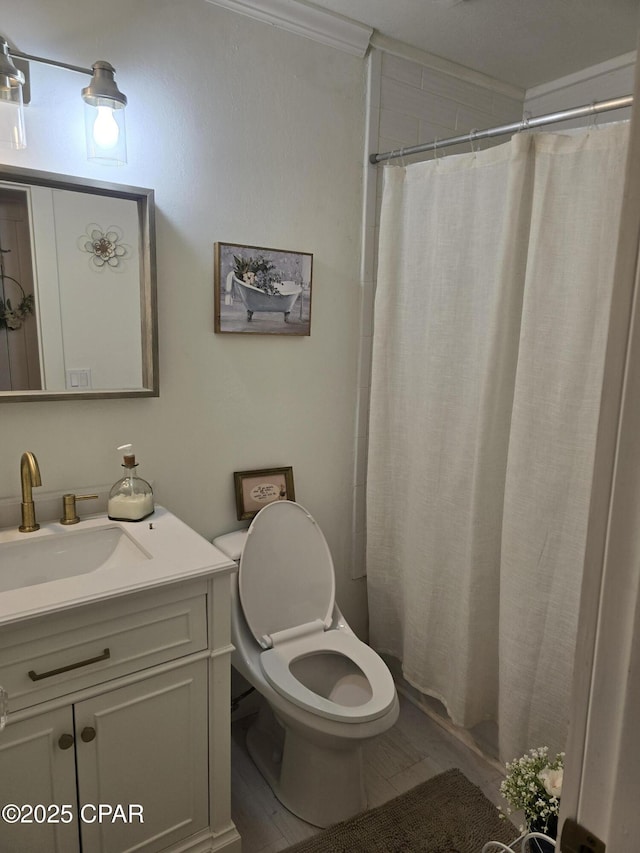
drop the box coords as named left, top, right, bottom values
left=92, top=106, right=119, bottom=148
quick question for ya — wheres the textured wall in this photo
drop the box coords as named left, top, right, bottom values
left=0, top=0, right=368, bottom=633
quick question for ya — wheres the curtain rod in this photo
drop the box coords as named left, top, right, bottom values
left=369, top=94, right=633, bottom=165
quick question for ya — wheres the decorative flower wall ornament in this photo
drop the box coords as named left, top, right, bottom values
left=78, top=224, right=130, bottom=272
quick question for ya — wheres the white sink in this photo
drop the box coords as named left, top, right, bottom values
left=0, top=526, right=150, bottom=593
left=0, top=508, right=236, bottom=628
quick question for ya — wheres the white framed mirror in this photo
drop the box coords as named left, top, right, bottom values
left=0, top=165, right=157, bottom=401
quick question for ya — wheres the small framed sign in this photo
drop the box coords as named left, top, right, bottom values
left=233, top=466, right=296, bottom=520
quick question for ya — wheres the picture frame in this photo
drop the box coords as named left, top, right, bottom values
left=215, top=242, right=313, bottom=336
left=234, top=466, right=296, bottom=521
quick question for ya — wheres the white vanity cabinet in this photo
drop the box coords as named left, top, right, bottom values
left=77, top=660, right=209, bottom=853
left=0, top=571, right=240, bottom=853
left=0, top=706, right=79, bottom=852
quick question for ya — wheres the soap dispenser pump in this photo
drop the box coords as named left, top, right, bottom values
left=107, top=443, right=154, bottom=522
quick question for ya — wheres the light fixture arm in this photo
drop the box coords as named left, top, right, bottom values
left=7, top=48, right=92, bottom=77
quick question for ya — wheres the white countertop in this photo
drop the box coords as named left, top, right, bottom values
left=0, top=507, right=235, bottom=627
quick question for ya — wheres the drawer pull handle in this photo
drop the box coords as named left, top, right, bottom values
left=58, top=733, right=74, bottom=750
left=28, top=648, right=111, bottom=682
left=80, top=726, right=96, bottom=743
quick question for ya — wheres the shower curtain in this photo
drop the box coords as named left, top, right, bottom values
left=366, top=122, right=629, bottom=763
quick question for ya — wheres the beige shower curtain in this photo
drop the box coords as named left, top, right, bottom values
left=366, top=122, right=629, bottom=763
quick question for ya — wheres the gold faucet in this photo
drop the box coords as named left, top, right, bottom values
left=19, top=451, right=42, bottom=533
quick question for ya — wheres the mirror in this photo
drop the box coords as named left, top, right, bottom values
left=0, top=165, right=157, bottom=401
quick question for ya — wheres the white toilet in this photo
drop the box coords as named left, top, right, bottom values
left=214, top=500, right=399, bottom=828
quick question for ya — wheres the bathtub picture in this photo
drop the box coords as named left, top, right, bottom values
left=234, top=466, right=295, bottom=519
left=215, top=242, right=313, bottom=335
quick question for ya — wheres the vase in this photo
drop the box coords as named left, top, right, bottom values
left=527, top=815, right=557, bottom=852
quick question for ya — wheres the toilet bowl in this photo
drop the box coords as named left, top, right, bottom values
left=214, top=500, right=399, bottom=828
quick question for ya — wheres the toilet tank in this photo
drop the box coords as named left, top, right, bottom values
left=213, top=529, right=248, bottom=563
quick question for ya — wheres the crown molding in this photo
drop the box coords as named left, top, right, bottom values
left=205, top=0, right=373, bottom=57
left=525, top=51, right=636, bottom=101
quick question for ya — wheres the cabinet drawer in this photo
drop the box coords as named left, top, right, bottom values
left=0, top=583, right=207, bottom=711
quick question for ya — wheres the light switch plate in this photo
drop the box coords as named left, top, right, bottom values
left=66, top=368, right=92, bottom=390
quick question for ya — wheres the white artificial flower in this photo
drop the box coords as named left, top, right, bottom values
left=538, top=767, right=563, bottom=799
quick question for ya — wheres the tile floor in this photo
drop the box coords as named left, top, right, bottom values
left=231, top=692, right=509, bottom=853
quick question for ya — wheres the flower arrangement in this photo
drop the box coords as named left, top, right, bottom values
left=499, top=747, right=563, bottom=838
left=233, top=254, right=282, bottom=296
left=0, top=245, right=35, bottom=331
left=0, top=281, right=34, bottom=331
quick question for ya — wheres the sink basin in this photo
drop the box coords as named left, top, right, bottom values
left=0, top=526, right=150, bottom=593
left=0, top=507, right=236, bottom=627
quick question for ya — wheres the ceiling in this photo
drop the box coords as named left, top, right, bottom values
left=304, top=0, right=639, bottom=90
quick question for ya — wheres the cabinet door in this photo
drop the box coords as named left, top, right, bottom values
left=75, top=660, right=208, bottom=853
left=0, top=706, right=80, bottom=853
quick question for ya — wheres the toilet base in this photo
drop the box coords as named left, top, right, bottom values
left=246, top=702, right=367, bottom=828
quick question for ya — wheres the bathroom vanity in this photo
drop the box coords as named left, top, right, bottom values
left=0, top=508, right=241, bottom=853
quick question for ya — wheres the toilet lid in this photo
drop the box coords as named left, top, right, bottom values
left=239, top=501, right=335, bottom=648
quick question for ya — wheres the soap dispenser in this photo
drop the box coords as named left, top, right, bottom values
left=107, top=444, right=154, bottom=522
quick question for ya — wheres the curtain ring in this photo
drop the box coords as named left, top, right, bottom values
left=433, top=138, right=440, bottom=162
left=520, top=110, right=532, bottom=133
left=391, top=147, right=406, bottom=167
left=590, top=101, right=599, bottom=130
left=469, top=129, right=479, bottom=155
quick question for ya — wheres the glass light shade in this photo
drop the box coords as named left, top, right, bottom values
left=0, top=81, right=26, bottom=149
left=84, top=99, right=126, bottom=165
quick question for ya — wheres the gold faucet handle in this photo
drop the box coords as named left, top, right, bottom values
left=60, top=493, right=99, bottom=525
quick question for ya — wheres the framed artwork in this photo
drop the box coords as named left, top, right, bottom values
left=215, top=242, right=313, bottom=336
left=234, top=466, right=296, bottom=521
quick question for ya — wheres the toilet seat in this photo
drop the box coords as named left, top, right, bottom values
left=239, top=501, right=335, bottom=649
left=260, top=625, right=397, bottom=722
left=239, top=501, right=396, bottom=723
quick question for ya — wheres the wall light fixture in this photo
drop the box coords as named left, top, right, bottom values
left=0, top=41, right=25, bottom=150
left=0, top=38, right=127, bottom=165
